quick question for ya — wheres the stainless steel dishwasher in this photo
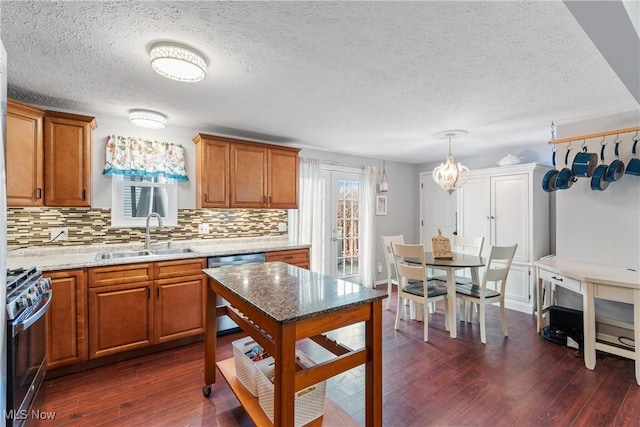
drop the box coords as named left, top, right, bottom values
left=207, top=252, right=266, bottom=336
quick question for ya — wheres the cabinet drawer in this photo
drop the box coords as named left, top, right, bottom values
left=593, top=283, right=635, bottom=303
left=266, top=249, right=309, bottom=265
left=154, top=258, right=206, bottom=280
left=539, top=268, right=581, bottom=293
left=89, top=263, right=153, bottom=287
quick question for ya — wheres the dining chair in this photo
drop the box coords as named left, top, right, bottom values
left=455, top=244, right=518, bottom=344
left=391, top=242, right=449, bottom=342
left=381, top=235, right=404, bottom=309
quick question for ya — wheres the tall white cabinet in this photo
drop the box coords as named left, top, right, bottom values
left=456, top=163, right=551, bottom=314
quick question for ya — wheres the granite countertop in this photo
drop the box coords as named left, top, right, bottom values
left=7, top=236, right=310, bottom=272
left=204, top=261, right=387, bottom=323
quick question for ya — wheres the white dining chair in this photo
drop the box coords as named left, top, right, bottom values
left=455, top=244, right=518, bottom=344
left=381, top=235, right=404, bottom=309
left=391, top=242, right=449, bottom=342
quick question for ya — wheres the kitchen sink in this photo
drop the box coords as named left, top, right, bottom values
left=95, top=248, right=196, bottom=260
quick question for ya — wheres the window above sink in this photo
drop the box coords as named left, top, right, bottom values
left=111, top=175, right=178, bottom=227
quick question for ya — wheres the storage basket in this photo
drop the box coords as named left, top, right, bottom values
left=232, top=337, right=274, bottom=397
left=256, top=351, right=326, bottom=426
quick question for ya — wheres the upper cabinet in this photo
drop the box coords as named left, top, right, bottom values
left=6, top=99, right=45, bottom=206
left=5, top=99, right=96, bottom=207
left=193, top=133, right=299, bottom=209
left=44, top=111, right=96, bottom=207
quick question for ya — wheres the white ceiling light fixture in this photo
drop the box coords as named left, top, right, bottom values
left=432, top=130, right=470, bottom=195
left=129, top=109, right=168, bottom=129
left=149, top=42, right=207, bottom=82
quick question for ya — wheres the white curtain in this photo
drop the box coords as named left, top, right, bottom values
left=360, top=166, right=377, bottom=288
left=288, top=158, right=323, bottom=273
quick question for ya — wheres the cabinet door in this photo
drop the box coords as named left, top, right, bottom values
left=197, top=138, right=229, bottom=208
left=44, top=113, right=95, bottom=207
left=154, top=275, right=206, bottom=343
left=6, top=100, right=45, bottom=206
left=45, top=269, right=87, bottom=369
left=230, top=143, right=268, bottom=208
left=491, top=174, right=529, bottom=263
left=267, top=148, right=298, bottom=208
left=89, top=282, right=153, bottom=358
left=458, top=177, right=491, bottom=256
left=502, top=264, right=531, bottom=313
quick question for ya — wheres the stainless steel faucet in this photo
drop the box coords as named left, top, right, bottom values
left=145, top=212, right=163, bottom=251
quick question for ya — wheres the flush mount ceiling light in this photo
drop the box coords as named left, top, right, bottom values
left=432, top=130, right=470, bottom=195
left=149, top=42, right=207, bottom=82
left=129, top=110, right=167, bottom=129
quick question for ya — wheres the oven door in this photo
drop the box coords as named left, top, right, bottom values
left=6, top=291, right=51, bottom=426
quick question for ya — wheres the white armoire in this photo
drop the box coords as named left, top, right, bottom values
left=456, top=163, right=551, bottom=314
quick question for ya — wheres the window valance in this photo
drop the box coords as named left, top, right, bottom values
left=103, top=134, right=189, bottom=181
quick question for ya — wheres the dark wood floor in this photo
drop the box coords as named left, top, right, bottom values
left=35, top=290, right=640, bottom=426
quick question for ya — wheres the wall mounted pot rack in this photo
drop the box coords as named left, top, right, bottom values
left=548, top=125, right=640, bottom=145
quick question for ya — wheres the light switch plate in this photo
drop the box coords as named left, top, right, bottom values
left=278, top=222, right=287, bottom=232
left=198, top=224, right=210, bottom=234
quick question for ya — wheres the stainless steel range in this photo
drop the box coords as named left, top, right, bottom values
left=5, top=267, right=51, bottom=427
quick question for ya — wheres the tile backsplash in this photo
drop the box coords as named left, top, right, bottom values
left=7, top=207, right=287, bottom=250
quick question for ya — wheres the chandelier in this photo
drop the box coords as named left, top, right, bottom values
left=432, top=130, right=470, bottom=194
left=149, top=42, right=207, bottom=82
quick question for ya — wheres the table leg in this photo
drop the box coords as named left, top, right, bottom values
left=536, top=276, right=543, bottom=333
left=584, top=283, right=596, bottom=370
left=447, top=268, right=457, bottom=338
left=365, top=300, right=383, bottom=426
left=634, top=289, right=640, bottom=386
left=274, top=322, right=296, bottom=426
left=204, top=282, right=218, bottom=390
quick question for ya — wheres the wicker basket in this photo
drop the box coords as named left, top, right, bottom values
left=256, top=351, right=326, bottom=426
left=232, top=337, right=274, bottom=397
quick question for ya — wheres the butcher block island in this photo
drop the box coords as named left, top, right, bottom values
left=203, top=261, right=387, bottom=427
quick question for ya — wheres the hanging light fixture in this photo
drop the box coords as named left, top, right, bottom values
left=379, top=160, right=389, bottom=192
left=432, top=130, right=470, bottom=194
left=129, top=109, right=167, bottom=129
left=149, top=42, right=207, bottom=82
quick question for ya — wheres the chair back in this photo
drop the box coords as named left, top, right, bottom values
left=452, top=235, right=484, bottom=256
left=481, top=244, right=518, bottom=292
left=391, top=242, right=427, bottom=283
left=381, top=235, right=404, bottom=274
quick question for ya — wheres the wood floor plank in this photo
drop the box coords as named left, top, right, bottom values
left=32, top=293, right=640, bottom=427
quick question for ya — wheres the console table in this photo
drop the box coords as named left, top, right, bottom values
left=535, top=257, right=640, bottom=385
left=203, top=261, right=386, bottom=426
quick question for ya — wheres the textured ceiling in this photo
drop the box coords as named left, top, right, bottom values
left=1, top=1, right=638, bottom=164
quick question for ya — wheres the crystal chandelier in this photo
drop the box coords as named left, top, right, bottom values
left=149, top=42, right=207, bottom=82
left=432, top=130, right=470, bottom=195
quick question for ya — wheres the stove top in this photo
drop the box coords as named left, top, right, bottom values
left=7, top=266, right=39, bottom=293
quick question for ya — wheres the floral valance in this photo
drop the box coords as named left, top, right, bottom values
left=103, top=135, right=189, bottom=181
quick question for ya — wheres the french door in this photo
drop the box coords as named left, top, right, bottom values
left=321, top=168, right=363, bottom=281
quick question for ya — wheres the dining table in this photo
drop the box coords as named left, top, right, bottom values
left=424, top=251, right=485, bottom=338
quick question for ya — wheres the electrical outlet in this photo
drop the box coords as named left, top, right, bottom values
left=198, top=224, right=210, bottom=234
left=50, top=227, right=68, bottom=241
left=278, top=222, right=288, bottom=232
left=377, top=261, right=382, bottom=274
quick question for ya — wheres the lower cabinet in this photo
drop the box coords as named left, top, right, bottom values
left=87, top=259, right=206, bottom=359
left=266, top=248, right=310, bottom=269
left=45, top=269, right=88, bottom=370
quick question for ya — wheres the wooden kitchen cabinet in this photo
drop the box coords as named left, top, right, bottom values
left=193, top=134, right=230, bottom=208
left=153, top=258, right=207, bottom=343
left=457, top=163, right=550, bottom=314
left=230, top=142, right=299, bottom=208
left=88, top=263, right=154, bottom=359
left=266, top=248, right=310, bottom=269
left=45, top=269, right=88, bottom=370
left=44, top=111, right=96, bottom=207
left=193, top=133, right=299, bottom=209
left=6, top=99, right=45, bottom=206
left=87, top=259, right=207, bottom=359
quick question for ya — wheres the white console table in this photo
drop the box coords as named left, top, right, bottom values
left=535, top=257, right=640, bottom=386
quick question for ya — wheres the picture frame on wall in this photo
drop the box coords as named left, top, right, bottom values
left=376, top=195, right=387, bottom=216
